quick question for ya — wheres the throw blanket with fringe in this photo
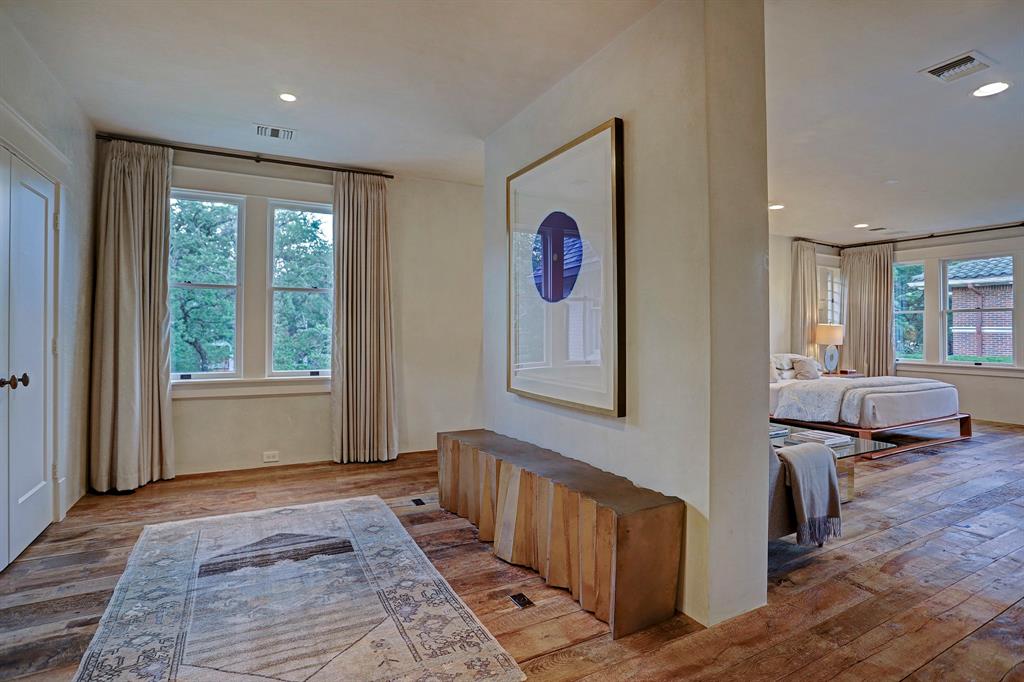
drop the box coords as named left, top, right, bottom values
left=774, top=376, right=949, bottom=424
left=777, top=443, right=842, bottom=546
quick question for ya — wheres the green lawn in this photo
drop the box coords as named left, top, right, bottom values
left=896, top=353, right=1012, bottom=364
left=947, top=355, right=1013, bottom=364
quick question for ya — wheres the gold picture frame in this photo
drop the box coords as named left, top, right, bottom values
left=505, top=117, right=624, bottom=417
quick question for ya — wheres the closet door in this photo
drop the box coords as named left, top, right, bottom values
left=0, top=148, right=9, bottom=570
left=7, top=155, right=54, bottom=560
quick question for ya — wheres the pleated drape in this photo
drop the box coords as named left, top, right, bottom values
left=331, top=172, right=398, bottom=463
left=841, top=243, right=894, bottom=377
left=89, top=140, right=175, bottom=491
left=790, top=240, right=819, bottom=357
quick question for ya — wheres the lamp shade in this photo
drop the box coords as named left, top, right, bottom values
left=815, top=323, right=845, bottom=346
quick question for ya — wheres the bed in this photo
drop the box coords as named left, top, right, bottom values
left=770, top=376, right=960, bottom=429
left=769, top=373, right=971, bottom=457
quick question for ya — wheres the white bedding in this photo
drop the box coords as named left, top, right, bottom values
left=770, top=377, right=959, bottom=429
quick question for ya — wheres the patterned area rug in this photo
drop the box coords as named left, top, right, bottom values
left=74, top=496, right=524, bottom=681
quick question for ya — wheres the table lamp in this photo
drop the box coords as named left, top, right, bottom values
left=816, top=323, right=844, bottom=373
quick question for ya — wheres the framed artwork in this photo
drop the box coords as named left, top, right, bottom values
left=506, top=117, right=624, bottom=416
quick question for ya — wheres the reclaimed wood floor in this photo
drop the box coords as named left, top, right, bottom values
left=2, top=420, right=1024, bottom=680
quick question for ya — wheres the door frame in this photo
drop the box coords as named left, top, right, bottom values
left=0, top=130, right=62, bottom=529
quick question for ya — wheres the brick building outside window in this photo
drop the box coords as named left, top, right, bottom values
left=937, top=256, right=1013, bottom=363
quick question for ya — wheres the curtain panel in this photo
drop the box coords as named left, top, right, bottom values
left=841, top=243, right=894, bottom=377
left=790, top=240, right=819, bottom=357
left=331, top=172, right=398, bottom=463
left=89, top=140, right=175, bottom=491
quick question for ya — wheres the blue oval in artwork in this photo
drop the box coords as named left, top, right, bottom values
left=532, top=211, right=583, bottom=303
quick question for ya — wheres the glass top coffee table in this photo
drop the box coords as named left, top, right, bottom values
left=770, top=422, right=896, bottom=459
left=770, top=422, right=896, bottom=502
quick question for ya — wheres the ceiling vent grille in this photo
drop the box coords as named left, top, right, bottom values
left=922, top=51, right=991, bottom=83
left=255, top=124, right=294, bottom=140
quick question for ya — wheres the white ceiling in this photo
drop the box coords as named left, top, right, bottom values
left=5, top=0, right=1022, bottom=238
left=766, top=0, right=1024, bottom=244
left=0, top=0, right=656, bottom=185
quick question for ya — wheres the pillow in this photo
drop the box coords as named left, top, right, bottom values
left=771, top=353, right=806, bottom=370
left=793, top=356, right=821, bottom=380
left=780, top=369, right=797, bottom=380
left=770, top=362, right=780, bottom=383
left=772, top=353, right=825, bottom=373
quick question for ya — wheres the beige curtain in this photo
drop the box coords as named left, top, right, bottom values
left=89, top=141, right=175, bottom=491
left=790, top=240, right=819, bottom=357
left=841, top=243, right=894, bottom=376
left=331, top=172, right=398, bottom=463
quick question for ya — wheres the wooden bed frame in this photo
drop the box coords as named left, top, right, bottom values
left=771, top=413, right=972, bottom=459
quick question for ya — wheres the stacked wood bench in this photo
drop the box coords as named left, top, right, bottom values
left=437, top=429, right=684, bottom=638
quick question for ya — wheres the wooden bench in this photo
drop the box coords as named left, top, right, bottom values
left=437, top=429, right=684, bottom=638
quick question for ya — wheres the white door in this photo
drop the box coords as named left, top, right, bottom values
left=0, top=148, right=10, bottom=569
left=7, top=155, right=54, bottom=561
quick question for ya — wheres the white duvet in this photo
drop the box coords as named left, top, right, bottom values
left=773, top=376, right=954, bottom=425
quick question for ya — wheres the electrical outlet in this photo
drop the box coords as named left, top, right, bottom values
left=262, top=451, right=280, bottom=463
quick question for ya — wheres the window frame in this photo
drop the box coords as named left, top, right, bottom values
left=941, top=255, right=1014, bottom=367
left=266, top=200, right=335, bottom=377
left=892, top=260, right=926, bottom=364
left=168, top=189, right=246, bottom=381
left=817, top=264, right=844, bottom=325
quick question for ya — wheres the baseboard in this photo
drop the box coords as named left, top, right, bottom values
left=56, top=475, right=83, bottom=521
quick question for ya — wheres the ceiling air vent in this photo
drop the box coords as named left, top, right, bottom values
left=255, top=124, right=294, bottom=141
left=921, top=51, right=991, bottom=83
left=868, top=227, right=887, bottom=232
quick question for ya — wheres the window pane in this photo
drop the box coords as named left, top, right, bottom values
left=169, top=287, right=236, bottom=373
left=946, top=310, right=1013, bottom=364
left=513, top=230, right=547, bottom=367
left=894, top=312, right=924, bottom=360
left=272, top=290, right=332, bottom=371
left=817, top=266, right=843, bottom=324
left=273, top=208, right=334, bottom=289
left=170, top=197, right=238, bottom=285
left=893, top=263, right=924, bottom=312
left=946, top=256, right=1013, bottom=310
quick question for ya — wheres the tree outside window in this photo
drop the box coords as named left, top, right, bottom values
left=893, top=262, right=925, bottom=361
left=168, top=195, right=240, bottom=376
left=271, top=206, right=333, bottom=373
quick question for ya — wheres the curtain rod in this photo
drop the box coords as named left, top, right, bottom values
left=792, top=220, right=1024, bottom=252
left=95, top=132, right=394, bottom=179
left=843, top=221, right=1024, bottom=249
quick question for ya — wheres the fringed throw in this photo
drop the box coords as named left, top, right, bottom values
left=777, top=443, right=843, bottom=546
left=797, top=515, right=843, bottom=547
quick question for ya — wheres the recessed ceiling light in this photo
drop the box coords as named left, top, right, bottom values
left=854, top=223, right=869, bottom=228
left=768, top=204, right=785, bottom=210
left=279, top=93, right=297, bottom=102
left=972, top=81, right=1010, bottom=97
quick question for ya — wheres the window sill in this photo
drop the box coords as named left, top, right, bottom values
left=895, top=362, right=1024, bottom=380
left=171, top=376, right=331, bottom=400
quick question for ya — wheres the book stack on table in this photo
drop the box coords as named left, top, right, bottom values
left=785, top=430, right=853, bottom=447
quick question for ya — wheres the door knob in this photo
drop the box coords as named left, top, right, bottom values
left=2, top=373, right=28, bottom=389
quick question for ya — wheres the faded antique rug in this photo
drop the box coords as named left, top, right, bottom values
left=74, top=496, right=524, bottom=682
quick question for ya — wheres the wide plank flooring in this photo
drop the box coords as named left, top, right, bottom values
left=2, top=420, right=1024, bottom=680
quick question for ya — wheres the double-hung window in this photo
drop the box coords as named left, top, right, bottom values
left=269, top=203, right=334, bottom=375
left=893, top=262, right=925, bottom=361
left=943, top=255, right=1013, bottom=365
left=817, top=265, right=844, bottom=325
left=168, top=192, right=242, bottom=378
